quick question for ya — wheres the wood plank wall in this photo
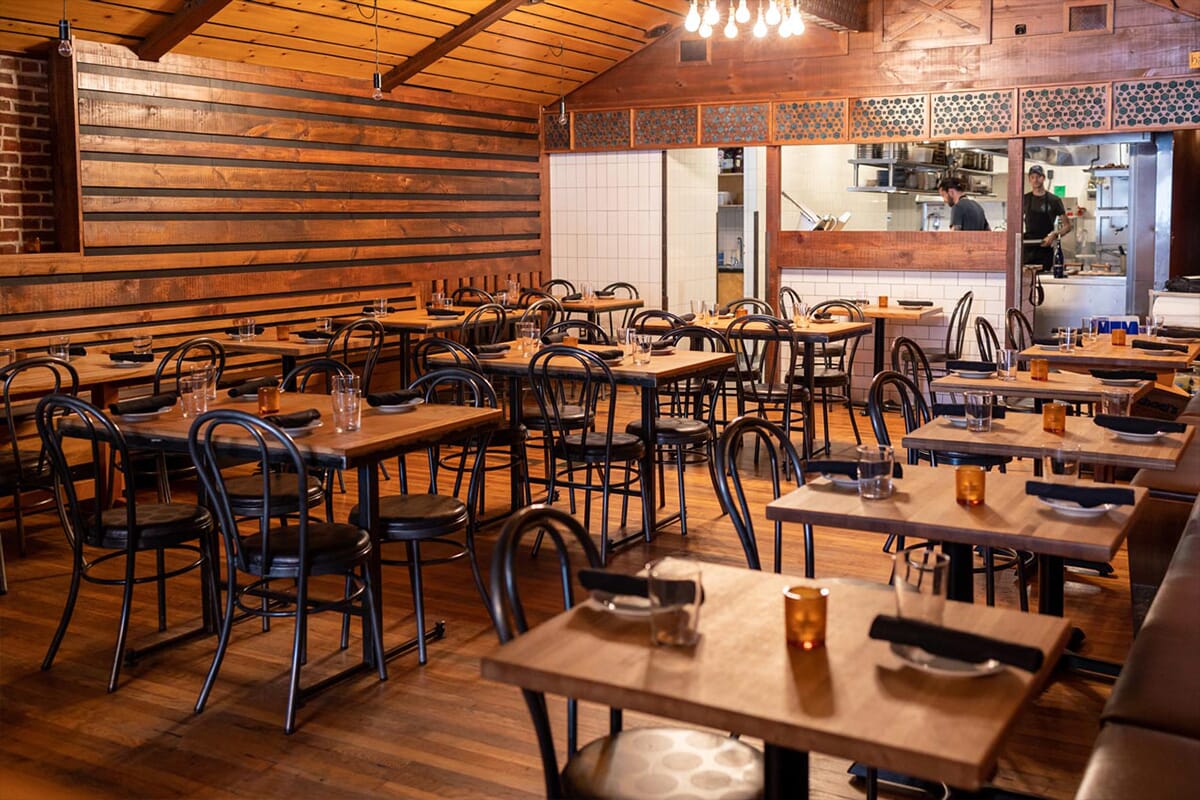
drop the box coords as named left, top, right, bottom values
left=0, top=41, right=544, bottom=364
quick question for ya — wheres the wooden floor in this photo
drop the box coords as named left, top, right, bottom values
left=0, top=392, right=1132, bottom=799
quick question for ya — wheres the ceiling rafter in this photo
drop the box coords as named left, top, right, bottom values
left=135, top=0, right=237, bottom=62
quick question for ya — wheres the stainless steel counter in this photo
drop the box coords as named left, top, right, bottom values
left=1035, top=274, right=1128, bottom=336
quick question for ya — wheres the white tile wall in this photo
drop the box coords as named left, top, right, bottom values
left=666, top=148, right=718, bottom=315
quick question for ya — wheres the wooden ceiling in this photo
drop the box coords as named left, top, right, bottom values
left=1, top=0, right=874, bottom=108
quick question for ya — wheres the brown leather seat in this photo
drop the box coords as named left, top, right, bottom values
left=1075, top=724, right=1200, bottom=800
left=1130, top=433, right=1200, bottom=500
left=1177, top=391, right=1200, bottom=426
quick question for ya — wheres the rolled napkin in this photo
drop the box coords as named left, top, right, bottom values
left=591, top=348, right=624, bottom=361
left=1089, top=369, right=1155, bottom=381
left=367, top=389, right=422, bottom=407
left=946, top=360, right=996, bottom=373
left=362, top=305, right=396, bottom=314
left=109, top=393, right=178, bottom=416
left=1033, top=334, right=1080, bottom=347
left=932, top=402, right=1006, bottom=419
left=263, top=409, right=321, bottom=429
left=650, top=340, right=673, bottom=351
left=681, top=312, right=696, bottom=322
left=561, top=292, right=583, bottom=301
left=869, top=615, right=1044, bottom=672
left=1131, top=339, right=1187, bottom=353
left=223, top=325, right=265, bottom=336
left=69, top=345, right=87, bottom=356
left=474, top=343, right=511, bottom=355
left=107, top=351, right=154, bottom=363
left=1093, top=414, right=1186, bottom=435
left=426, top=308, right=463, bottom=318
left=542, top=333, right=566, bottom=343
left=1159, top=326, right=1200, bottom=339
left=896, top=300, right=933, bottom=307
left=811, top=312, right=832, bottom=321
left=293, top=329, right=334, bottom=340
left=1025, top=480, right=1135, bottom=508
left=806, top=459, right=904, bottom=479
left=226, top=376, right=280, bottom=397
left=594, top=290, right=615, bottom=298
left=578, top=568, right=701, bottom=605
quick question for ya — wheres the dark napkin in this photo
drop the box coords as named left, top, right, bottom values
left=932, top=402, right=1006, bottom=420
left=1033, top=334, right=1080, bottom=347
left=592, top=348, right=624, bottom=361
left=946, top=360, right=996, bottom=373
left=578, top=569, right=701, bottom=605
left=681, top=312, right=696, bottom=322
left=1160, top=326, right=1200, bottom=339
left=807, top=459, right=904, bottom=479
left=1093, top=414, right=1186, bottom=435
left=1132, top=339, right=1187, bottom=353
left=226, top=376, right=279, bottom=397
left=561, top=292, right=583, bottom=302
left=107, top=351, right=154, bottom=363
left=594, top=290, right=615, bottom=298
left=223, top=325, right=265, bottom=336
left=293, top=329, right=334, bottom=340
left=367, top=389, right=422, bottom=407
left=109, top=393, right=177, bottom=416
left=1025, top=480, right=1135, bottom=508
left=474, top=343, right=511, bottom=355
left=650, top=340, right=673, bottom=351
left=263, top=409, right=321, bottom=429
left=69, top=345, right=87, bottom=356
left=896, top=299, right=933, bottom=308
left=426, top=307, right=463, bottom=318
left=869, top=615, right=1044, bottom=672
left=1089, top=369, right=1155, bottom=381
left=811, top=312, right=832, bottom=321
left=362, top=305, right=395, bottom=314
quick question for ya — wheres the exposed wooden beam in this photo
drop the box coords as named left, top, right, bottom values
left=135, top=0, right=236, bottom=62
left=381, top=0, right=527, bottom=91
left=1141, top=0, right=1200, bottom=18
left=803, top=0, right=869, bottom=32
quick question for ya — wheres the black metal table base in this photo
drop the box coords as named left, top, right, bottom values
left=123, top=623, right=213, bottom=667
left=296, top=620, right=446, bottom=705
left=848, top=763, right=1050, bottom=799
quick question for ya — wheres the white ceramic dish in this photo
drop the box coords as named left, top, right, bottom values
left=821, top=474, right=859, bottom=490
left=588, top=590, right=650, bottom=618
left=117, top=407, right=172, bottom=421
left=377, top=398, right=424, bottom=414
left=298, top=337, right=329, bottom=344
left=1037, top=496, right=1116, bottom=517
left=952, top=370, right=996, bottom=379
left=281, top=420, right=323, bottom=437
left=1164, top=337, right=1199, bottom=345
left=476, top=351, right=510, bottom=360
left=649, top=347, right=675, bottom=356
left=232, top=393, right=259, bottom=402
left=605, top=358, right=625, bottom=366
left=1097, top=377, right=1143, bottom=386
left=943, top=416, right=968, bottom=428
left=1112, top=429, right=1164, bottom=443
left=890, top=643, right=1003, bottom=678
left=108, top=360, right=147, bottom=369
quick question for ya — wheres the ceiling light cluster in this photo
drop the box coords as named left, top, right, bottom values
left=684, top=0, right=806, bottom=39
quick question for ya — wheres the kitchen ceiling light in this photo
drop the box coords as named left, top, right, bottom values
left=691, top=0, right=805, bottom=40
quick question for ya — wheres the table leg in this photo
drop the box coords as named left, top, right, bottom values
left=1037, top=554, right=1065, bottom=616
left=872, top=317, right=887, bottom=375
left=508, top=376, right=525, bottom=513
left=357, top=463, right=383, bottom=663
left=802, top=341, right=816, bottom=459
left=280, top=355, right=298, bottom=391
left=400, top=332, right=412, bottom=387
left=764, top=744, right=809, bottom=799
left=640, top=386, right=659, bottom=537
left=943, top=541, right=975, bottom=603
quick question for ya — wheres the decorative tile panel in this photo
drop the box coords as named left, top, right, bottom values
left=700, top=103, right=769, bottom=144
left=849, top=95, right=928, bottom=141
left=773, top=99, right=847, bottom=143
left=543, top=114, right=570, bottom=150
left=931, top=90, right=1015, bottom=138
left=573, top=110, right=630, bottom=150
left=1019, top=84, right=1109, bottom=134
left=634, top=106, right=698, bottom=147
left=1112, top=78, right=1200, bottom=130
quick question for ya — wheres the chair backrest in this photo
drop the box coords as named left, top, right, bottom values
left=890, top=336, right=934, bottom=406
left=721, top=297, right=774, bottom=316
left=540, top=319, right=612, bottom=345
left=656, top=325, right=730, bottom=423
left=777, top=286, right=804, bottom=319
left=1005, top=307, right=1034, bottom=351
left=809, top=299, right=865, bottom=368
left=712, top=416, right=808, bottom=574
left=405, top=367, right=497, bottom=496
left=519, top=288, right=558, bottom=307
left=726, top=314, right=797, bottom=389
left=866, top=370, right=930, bottom=464
left=518, top=297, right=562, bottom=330
left=943, top=291, right=975, bottom=359
left=459, top=303, right=508, bottom=349
left=539, top=279, right=576, bottom=298
left=283, top=357, right=353, bottom=394
left=489, top=504, right=602, bottom=798
left=629, top=309, right=684, bottom=334
left=412, top=336, right=480, bottom=376
left=975, top=317, right=1001, bottom=363
left=325, top=317, right=386, bottom=392
left=599, top=281, right=641, bottom=331
left=2, top=357, right=80, bottom=472
left=154, top=337, right=225, bottom=394
left=450, top=286, right=494, bottom=305
left=528, top=346, right=616, bottom=459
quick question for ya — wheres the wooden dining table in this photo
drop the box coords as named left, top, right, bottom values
left=5, top=352, right=160, bottom=407
left=839, top=302, right=944, bottom=375
left=377, top=306, right=473, bottom=385
left=931, top=369, right=1155, bottom=405
left=481, top=561, right=1070, bottom=798
left=1018, top=334, right=1200, bottom=376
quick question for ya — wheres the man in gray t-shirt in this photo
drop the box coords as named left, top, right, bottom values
left=938, top=176, right=989, bottom=231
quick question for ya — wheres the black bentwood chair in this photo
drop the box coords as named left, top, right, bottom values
left=189, top=409, right=385, bottom=734
left=489, top=504, right=764, bottom=800
left=325, top=317, right=387, bottom=393
left=926, top=290, right=974, bottom=374
left=36, top=394, right=217, bottom=692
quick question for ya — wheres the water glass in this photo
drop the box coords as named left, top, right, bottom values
left=507, top=279, right=520, bottom=298
left=1094, top=316, right=1110, bottom=334
left=1058, top=327, right=1075, bottom=352
left=316, top=316, right=333, bottom=333
left=373, top=298, right=389, bottom=316
left=1042, top=401, right=1068, bottom=435
left=996, top=349, right=1017, bottom=381
left=615, top=327, right=635, bottom=357
left=1081, top=317, right=1094, bottom=344
left=857, top=443, right=894, bottom=500
left=132, top=333, right=153, bottom=355
left=1146, top=315, right=1165, bottom=339
left=955, top=466, right=986, bottom=506
left=633, top=335, right=653, bottom=365
left=496, top=290, right=509, bottom=308
left=516, top=322, right=539, bottom=356
left=0, top=347, right=14, bottom=367
left=893, top=545, right=949, bottom=625
left=48, top=335, right=71, bottom=361
left=581, top=282, right=595, bottom=301
left=191, top=364, right=217, bottom=401
left=1100, top=390, right=1129, bottom=417
left=179, top=375, right=208, bottom=418
left=793, top=301, right=809, bottom=328
left=331, top=373, right=362, bottom=433
left=431, top=291, right=446, bottom=309
left=783, top=585, right=829, bottom=651
left=1045, top=444, right=1081, bottom=478
left=647, top=557, right=702, bottom=647
left=237, top=317, right=257, bottom=340
left=964, top=390, right=994, bottom=432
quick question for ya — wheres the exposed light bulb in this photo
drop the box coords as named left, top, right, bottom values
left=724, top=12, right=737, bottom=37
left=790, top=5, right=805, bottom=35
left=753, top=6, right=768, bottom=36
left=684, top=0, right=701, bottom=32
left=735, top=0, right=751, bottom=23
left=558, top=98, right=568, bottom=127
left=57, top=18, right=73, bottom=58
left=779, top=16, right=792, bottom=37
left=372, top=72, right=384, bottom=100
left=699, top=21, right=713, bottom=37
left=703, top=0, right=720, bottom=27
left=765, top=0, right=781, bottom=26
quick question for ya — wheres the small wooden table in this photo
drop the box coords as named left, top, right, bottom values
left=901, top=411, right=1194, bottom=471
left=842, top=303, right=944, bottom=375
left=223, top=335, right=330, bottom=380
left=4, top=352, right=159, bottom=407
left=481, top=561, right=1069, bottom=797
left=1019, top=335, right=1200, bottom=376
left=931, top=370, right=1154, bottom=405
left=561, top=295, right=643, bottom=326
left=766, top=464, right=1147, bottom=614
left=377, top=307, right=471, bottom=385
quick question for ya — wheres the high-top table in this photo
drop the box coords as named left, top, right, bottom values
left=931, top=369, right=1155, bottom=405
left=1018, top=335, right=1200, bottom=377
left=481, top=561, right=1069, bottom=798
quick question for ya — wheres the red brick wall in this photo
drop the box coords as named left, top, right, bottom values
left=0, top=54, right=54, bottom=254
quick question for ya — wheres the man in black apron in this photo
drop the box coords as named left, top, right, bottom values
left=1022, top=164, right=1072, bottom=271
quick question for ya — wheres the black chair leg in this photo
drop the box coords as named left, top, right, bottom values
left=196, top=571, right=238, bottom=716
left=284, top=575, right=307, bottom=734
left=360, top=565, right=387, bottom=680
left=109, top=552, right=138, bottom=692
left=407, top=540, right=428, bottom=665
left=156, top=547, right=168, bottom=631
left=43, top=556, right=83, bottom=671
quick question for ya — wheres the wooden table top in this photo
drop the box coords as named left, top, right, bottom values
left=641, top=316, right=872, bottom=343
left=4, top=353, right=159, bottom=402
left=449, top=342, right=735, bottom=388
left=931, top=370, right=1154, bottom=404
left=1019, top=335, right=1200, bottom=371
left=766, top=464, right=1145, bottom=563
left=222, top=336, right=331, bottom=358
left=377, top=307, right=472, bottom=332
left=481, top=561, right=1069, bottom=790
left=901, top=412, right=1194, bottom=470
left=561, top=296, right=644, bottom=313
left=839, top=304, right=944, bottom=321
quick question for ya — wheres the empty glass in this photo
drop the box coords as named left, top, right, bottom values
left=1100, top=390, right=1129, bottom=417
left=237, top=317, right=257, bottom=340
left=331, top=373, right=362, bottom=433
left=431, top=291, right=445, bottom=309
left=1146, top=315, right=1165, bottom=339
left=48, top=335, right=70, bottom=361
left=516, top=322, right=539, bottom=356
left=996, top=349, right=1017, bottom=381
left=0, top=347, right=14, bottom=367
left=616, top=327, right=636, bottom=357
left=857, top=443, right=894, bottom=500
left=1058, top=327, right=1075, bottom=352
left=633, top=335, right=653, bottom=365
left=1045, top=444, right=1081, bottom=478
left=581, top=282, right=595, bottom=301
left=316, top=316, right=333, bottom=333
left=373, top=298, right=389, bottom=316
left=495, top=290, right=509, bottom=308
left=191, top=364, right=217, bottom=401
left=964, top=390, right=994, bottom=432
left=507, top=279, right=520, bottom=298
left=893, top=545, right=949, bottom=625
left=793, top=301, right=809, bottom=328
left=132, top=333, right=153, bottom=355
left=179, top=375, right=208, bottom=418
left=648, top=557, right=702, bottom=647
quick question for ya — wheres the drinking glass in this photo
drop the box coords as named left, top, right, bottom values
left=132, top=333, right=153, bottom=354
left=191, top=364, right=217, bottom=401
left=857, top=443, right=894, bottom=500
left=179, top=375, right=208, bottom=418
left=955, top=466, right=986, bottom=506
left=1146, top=315, right=1165, bottom=339
left=0, top=347, right=14, bottom=367
left=877, top=295, right=889, bottom=308
left=783, top=586, right=829, bottom=651
left=1030, top=358, right=1049, bottom=381
left=431, top=291, right=445, bottom=309
left=647, top=557, right=702, bottom=647
left=316, top=316, right=333, bottom=333
left=331, top=374, right=362, bottom=433
left=964, top=390, right=994, bottom=432
left=507, top=279, right=520, bottom=298
left=893, top=545, right=949, bottom=625
left=1100, top=390, right=1129, bottom=417
left=373, top=298, right=389, bottom=316
left=1094, top=315, right=1110, bottom=335
left=237, top=317, right=257, bottom=340
left=516, top=322, right=538, bottom=356
left=616, top=327, right=635, bottom=357
left=496, top=290, right=509, bottom=308
left=735, top=306, right=749, bottom=318
left=1081, top=316, right=1094, bottom=344
left=48, top=335, right=70, bottom=361
left=581, top=282, right=595, bottom=301
left=1042, top=401, right=1068, bottom=435
left=996, top=349, right=1017, bottom=381
left=1044, top=444, right=1081, bottom=478
left=633, top=335, right=653, bottom=365
left=1058, top=327, right=1075, bottom=352
left=274, top=325, right=290, bottom=341
left=793, top=301, right=809, bottom=328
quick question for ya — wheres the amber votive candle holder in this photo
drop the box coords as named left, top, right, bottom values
left=783, top=585, right=829, bottom=650
left=878, top=295, right=889, bottom=308
left=257, top=385, right=281, bottom=415
left=1030, top=358, right=1049, bottom=381
left=735, top=307, right=749, bottom=317
left=275, top=325, right=290, bottom=341
left=1042, top=401, right=1068, bottom=434
left=954, top=466, right=986, bottom=506
left=1110, top=327, right=1127, bottom=346
left=562, top=335, right=579, bottom=347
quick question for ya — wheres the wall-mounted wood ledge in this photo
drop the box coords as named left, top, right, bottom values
left=776, top=230, right=1007, bottom=272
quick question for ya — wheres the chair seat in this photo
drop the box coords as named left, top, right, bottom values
left=350, top=494, right=468, bottom=540
left=240, top=522, right=371, bottom=577
left=224, top=473, right=325, bottom=516
left=95, top=503, right=214, bottom=549
left=0, top=453, right=51, bottom=492
left=743, top=382, right=808, bottom=403
left=522, top=402, right=590, bottom=431
left=559, top=431, right=645, bottom=462
left=627, top=417, right=711, bottom=445
left=793, top=366, right=848, bottom=387
left=562, top=727, right=763, bottom=800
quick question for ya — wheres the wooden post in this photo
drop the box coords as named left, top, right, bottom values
left=48, top=49, right=82, bottom=253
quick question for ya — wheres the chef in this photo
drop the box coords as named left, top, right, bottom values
left=1023, top=164, right=1072, bottom=271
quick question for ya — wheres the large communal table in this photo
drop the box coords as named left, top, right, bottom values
left=481, top=561, right=1069, bottom=798
left=931, top=369, right=1154, bottom=405
left=1019, top=335, right=1200, bottom=376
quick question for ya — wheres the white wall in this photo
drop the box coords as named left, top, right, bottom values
left=781, top=145, right=889, bottom=231
left=666, top=148, right=718, bottom=315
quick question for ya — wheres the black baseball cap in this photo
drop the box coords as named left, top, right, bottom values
left=1028, top=164, right=1045, bottom=176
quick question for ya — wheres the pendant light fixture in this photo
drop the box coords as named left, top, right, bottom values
left=695, top=0, right=806, bottom=40
left=371, top=0, right=383, bottom=100
left=57, top=0, right=73, bottom=58
left=555, top=40, right=568, bottom=127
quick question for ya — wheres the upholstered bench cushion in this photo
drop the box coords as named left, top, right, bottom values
left=1130, top=433, right=1200, bottom=500
left=1177, top=391, right=1200, bottom=426
left=1075, top=724, right=1200, bottom=800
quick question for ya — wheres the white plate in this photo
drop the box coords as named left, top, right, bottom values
left=281, top=420, right=323, bottom=437
left=649, top=347, right=675, bottom=356
left=821, top=474, right=859, bottom=490
left=944, top=416, right=968, bottom=428
left=952, top=370, right=997, bottom=379
left=232, top=393, right=259, bottom=402
left=108, top=360, right=147, bottom=369
left=298, top=337, right=329, bottom=344
left=810, top=317, right=836, bottom=324
left=1164, top=337, right=1199, bottom=345
left=1036, top=344, right=1061, bottom=351
left=1112, top=429, right=1164, bottom=443
left=587, top=590, right=650, bottom=618
left=604, top=357, right=625, bottom=366
left=376, top=398, right=424, bottom=414
left=890, top=643, right=1003, bottom=678
left=1037, top=496, right=1117, bottom=517
left=476, top=351, right=510, bottom=360
left=1097, top=377, right=1142, bottom=386
left=117, top=407, right=172, bottom=421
